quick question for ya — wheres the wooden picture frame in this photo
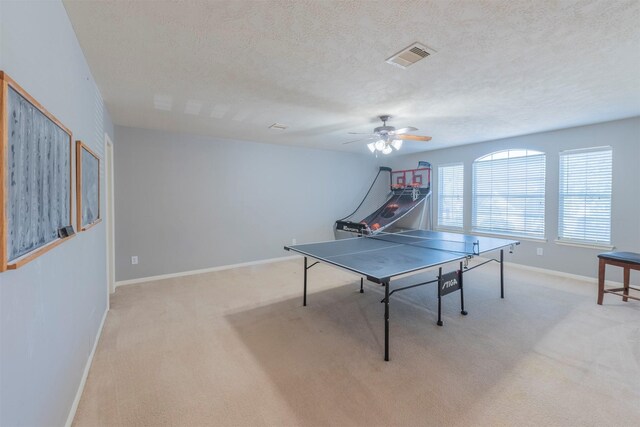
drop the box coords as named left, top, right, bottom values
left=0, top=71, right=74, bottom=272
left=76, top=140, right=101, bottom=231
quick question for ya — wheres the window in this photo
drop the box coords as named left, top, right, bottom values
left=473, top=149, right=546, bottom=238
left=558, top=147, right=612, bottom=245
left=438, top=163, right=464, bottom=229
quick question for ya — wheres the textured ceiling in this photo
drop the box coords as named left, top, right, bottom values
left=63, top=0, right=640, bottom=154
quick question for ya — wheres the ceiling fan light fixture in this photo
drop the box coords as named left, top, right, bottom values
left=344, top=115, right=430, bottom=154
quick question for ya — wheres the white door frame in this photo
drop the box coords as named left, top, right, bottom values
left=105, top=133, right=116, bottom=298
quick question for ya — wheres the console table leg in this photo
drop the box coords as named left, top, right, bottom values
left=598, top=259, right=605, bottom=305
left=623, top=267, right=630, bottom=302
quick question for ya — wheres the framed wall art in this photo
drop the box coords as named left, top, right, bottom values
left=76, top=140, right=101, bottom=231
left=0, top=71, right=73, bottom=271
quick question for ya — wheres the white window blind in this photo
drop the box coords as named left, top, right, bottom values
left=438, top=163, right=464, bottom=228
left=559, top=147, right=612, bottom=244
left=472, top=149, right=546, bottom=238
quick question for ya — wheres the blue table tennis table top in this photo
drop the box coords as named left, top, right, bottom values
left=284, top=229, right=519, bottom=283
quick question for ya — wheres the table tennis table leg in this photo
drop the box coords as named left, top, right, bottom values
left=437, top=267, right=443, bottom=326
left=460, top=262, right=468, bottom=316
left=303, top=257, right=308, bottom=306
left=500, top=249, right=504, bottom=299
left=360, top=277, right=364, bottom=293
left=384, top=281, right=390, bottom=361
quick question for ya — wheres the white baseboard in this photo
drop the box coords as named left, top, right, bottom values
left=115, top=254, right=626, bottom=289
left=65, top=307, right=108, bottom=427
left=503, top=260, right=623, bottom=287
left=115, top=255, right=299, bottom=288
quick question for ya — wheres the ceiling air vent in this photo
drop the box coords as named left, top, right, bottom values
left=268, top=123, right=288, bottom=130
left=386, top=42, right=436, bottom=69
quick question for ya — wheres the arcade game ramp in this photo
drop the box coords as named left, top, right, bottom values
left=359, top=188, right=427, bottom=233
left=336, top=166, right=431, bottom=236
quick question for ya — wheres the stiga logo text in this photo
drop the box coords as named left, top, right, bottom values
left=441, top=278, right=458, bottom=290
left=439, top=271, right=461, bottom=296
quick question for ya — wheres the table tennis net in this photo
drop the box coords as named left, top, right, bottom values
left=367, top=231, right=480, bottom=256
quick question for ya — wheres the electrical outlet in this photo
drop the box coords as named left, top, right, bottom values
left=536, top=248, right=543, bottom=256
left=292, top=238, right=297, bottom=245
left=131, top=256, right=138, bottom=265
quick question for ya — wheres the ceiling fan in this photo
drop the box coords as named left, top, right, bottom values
left=344, top=115, right=432, bottom=154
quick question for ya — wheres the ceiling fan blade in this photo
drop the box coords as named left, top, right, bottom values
left=397, top=134, right=432, bottom=142
left=348, top=132, right=377, bottom=135
left=392, top=127, right=418, bottom=135
left=343, top=136, right=378, bottom=145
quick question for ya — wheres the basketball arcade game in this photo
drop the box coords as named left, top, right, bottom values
left=335, top=166, right=432, bottom=236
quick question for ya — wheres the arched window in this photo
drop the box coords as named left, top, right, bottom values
left=472, top=149, right=546, bottom=238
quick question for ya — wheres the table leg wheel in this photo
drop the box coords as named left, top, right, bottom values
left=461, top=310, right=468, bottom=315
left=437, top=320, right=443, bottom=326
left=359, top=289, right=364, bottom=294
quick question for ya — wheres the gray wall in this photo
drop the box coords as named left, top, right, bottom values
left=0, top=1, right=113, bottom=426
left=390, top=117, right=640, bottom=280
left=114, top=126, right=379, bottom=281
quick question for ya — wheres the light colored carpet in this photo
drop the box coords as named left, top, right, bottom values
left=73, top=258, right=640, bottom=426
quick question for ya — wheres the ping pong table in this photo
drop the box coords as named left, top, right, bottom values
left=284, top=229, right=519, bottom=361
